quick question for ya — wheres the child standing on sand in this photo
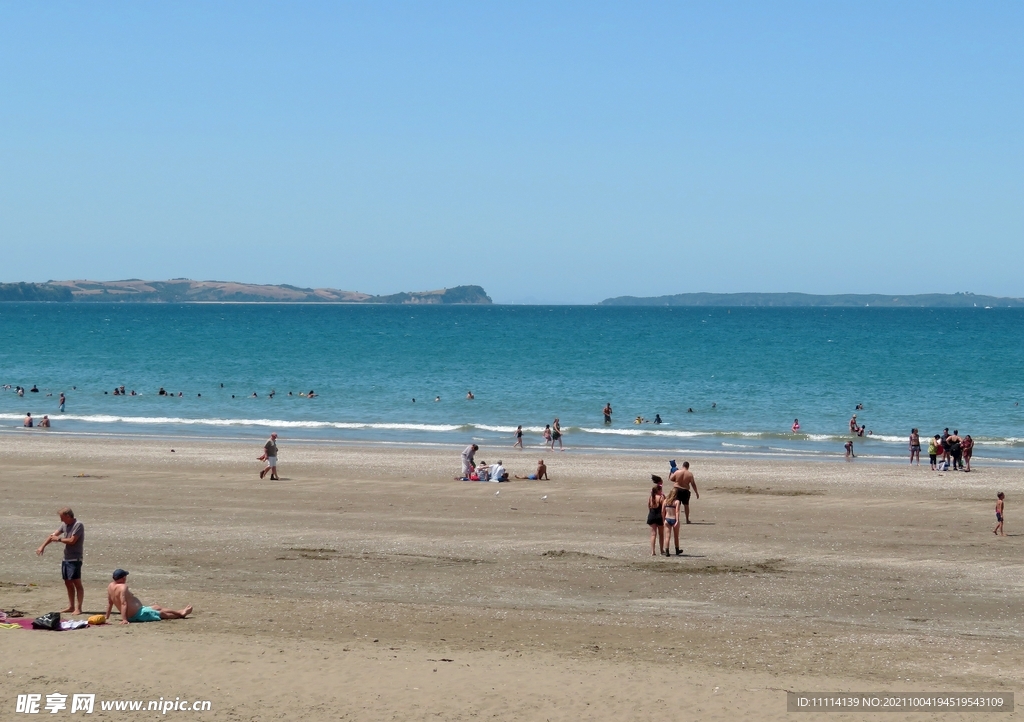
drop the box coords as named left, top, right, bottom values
left=994, top=493, right=1005, bottom=536
left=662, top=488, right=681, bottom=556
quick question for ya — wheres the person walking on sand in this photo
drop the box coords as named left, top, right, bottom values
left=669, top=461, right=699, bottom=524
left=909, top=428, right=921, bottom=465
left=662, top=488, right=682, bottom=556
left=647, top=482, right=665, bottom=556
left=260, top=432, right=279, bottom=480
left=106, top=569, right=192, bottom=624
left=994, top=493, right=1005, bottom=536
left=552, top=419, right=563, bottom=450
left=36, top=507, right=85, bottom=615
left=603, top=403, right=612, bottom=424
left=543, top=425, right=552, bottom=449
left=513, top=425, right=523, bottom=449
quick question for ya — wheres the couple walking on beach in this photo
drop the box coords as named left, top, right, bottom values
left=543, top=419, right=563, bottom=450
left=647, top=462, right=699, bottom=556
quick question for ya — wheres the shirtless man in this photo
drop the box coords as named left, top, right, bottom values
left=515, top=460, right=549, bottom=480
left=669, top=461, right=700, bottom=524
left=105, top=569, right=192, bottom=624
left=603, top=403, right=612, bottom=424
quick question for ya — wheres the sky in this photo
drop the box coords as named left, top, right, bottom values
left=0, top=2, right=1021, bottom=304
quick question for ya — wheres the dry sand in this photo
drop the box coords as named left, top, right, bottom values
left=1, top=433, right=1022, bottom=720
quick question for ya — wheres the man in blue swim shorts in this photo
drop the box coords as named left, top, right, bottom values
left=105, top=569, right=193, bottom=625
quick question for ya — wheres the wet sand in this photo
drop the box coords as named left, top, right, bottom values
left=1, top=433, right=1021, bottom=720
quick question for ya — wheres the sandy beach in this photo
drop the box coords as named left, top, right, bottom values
left=1, top=432, right=1022, bottom=720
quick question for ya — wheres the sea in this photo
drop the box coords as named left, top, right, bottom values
left=2, top=303, right=1023, bottom=463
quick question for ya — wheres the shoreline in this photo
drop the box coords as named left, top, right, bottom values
left=3, top=425, right=1024, bottom=467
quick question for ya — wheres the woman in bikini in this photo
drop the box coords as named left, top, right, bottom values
left=662, top=488, right=681, bottom=556
left=962, top=434, right=974, bottom=472
left=647, top=482, right=665, bottom=556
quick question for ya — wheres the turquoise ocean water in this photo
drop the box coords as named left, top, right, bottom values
left=1, top=303, right=1023, bottom=462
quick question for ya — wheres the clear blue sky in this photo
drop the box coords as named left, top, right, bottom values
left=1, top=2, right=1021, bottom=303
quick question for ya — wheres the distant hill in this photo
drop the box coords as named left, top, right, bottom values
left=0, top=280, right=491, bottom=305
left=599, top=292, right=1024, bottom=308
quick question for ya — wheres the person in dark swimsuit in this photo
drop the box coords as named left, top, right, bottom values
left=513, top=425, right=523, bottom=449
left=647, top=482, right=665, bottom=556
left=551, top=419, right=563, bottom=450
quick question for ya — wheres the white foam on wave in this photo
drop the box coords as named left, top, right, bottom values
left=579, top=427, right=707, bottom=438
left=0, top=413, right=461, bottom=433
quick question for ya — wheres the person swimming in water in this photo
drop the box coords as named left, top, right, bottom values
left=654, top=414, right=662, bottom=424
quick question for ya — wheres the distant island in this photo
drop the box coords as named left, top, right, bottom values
left=599, top=292, right=1024, bottom=308
left=0, top=280, right=492, bottom=305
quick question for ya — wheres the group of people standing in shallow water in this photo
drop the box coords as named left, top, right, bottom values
left=914, top=427, right=974, bottom=471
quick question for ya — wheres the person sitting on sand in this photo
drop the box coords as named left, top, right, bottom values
left=515, top=460, right=549, bottom=480
left=106, top=569, right=192, bottom=625
left=489, top=460, right=508, bottom=482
